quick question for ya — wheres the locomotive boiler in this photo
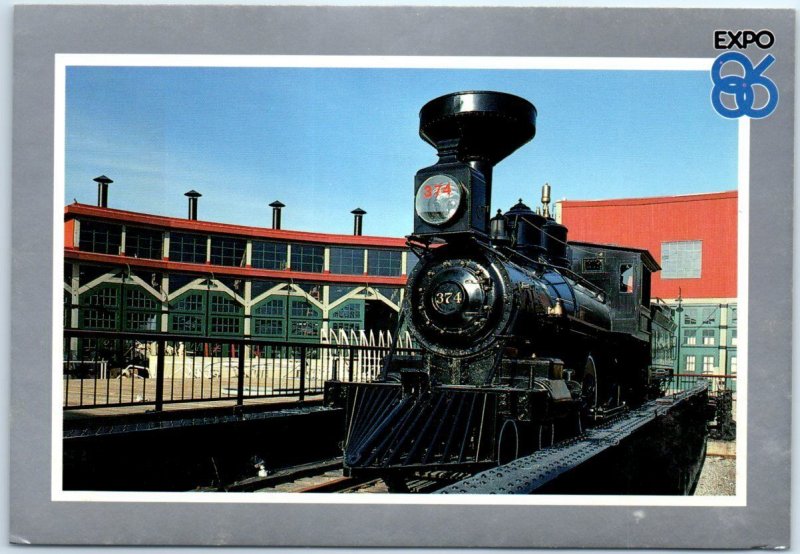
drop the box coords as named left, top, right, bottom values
left=324, top=91, right=676, bottom=489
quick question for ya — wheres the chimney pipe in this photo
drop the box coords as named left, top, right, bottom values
left=417, top=91, right=536, bottom=236
left=269, top=200, right=285, bottom=230
left=351, top=208, right=366, bottom=236
left=185, top=190, right=202, bottom=220
left=93, top=175, right=113, bottom=207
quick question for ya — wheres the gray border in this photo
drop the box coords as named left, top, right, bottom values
left=11, top=6, right=793, bottom=548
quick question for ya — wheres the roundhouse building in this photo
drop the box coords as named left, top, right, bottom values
left=65, top=182, right=738, bottom=383
left=557, top=190, right=738, bottom=381
left=63, top=191, right=417, bottom=360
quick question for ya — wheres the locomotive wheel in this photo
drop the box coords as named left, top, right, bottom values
left=582, top=355, right=599, bottom=409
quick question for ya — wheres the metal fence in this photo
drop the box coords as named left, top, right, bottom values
left=666, top=372, right=737, bottom=419
left=667, top=372, right=737, bottom=394
left=63, top=329, right=420, bottom=411
left=63, top=330, right=739, bottom=418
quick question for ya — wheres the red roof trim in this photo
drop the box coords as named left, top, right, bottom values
left=558, top=190, right=737, bottom=208
left=64, top=204, right=408, bottom=248
left=65, top=249, right=408, bottom=286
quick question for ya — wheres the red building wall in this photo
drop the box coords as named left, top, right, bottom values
left=64, top=219, right=75, bottom=249
left=559, top=191, right=737, bottom=300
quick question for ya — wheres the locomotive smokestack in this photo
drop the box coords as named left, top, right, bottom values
left=269, top=200, right=285, bottom=230
left=185, top=190, right=201, bottom=220
left=93, top=175, right=113, bottom=208
left=351, top=208, right=366, bottom=236
left=415, top=91, right=536, bottom=238
left=541, top=183, right=552, bottom=219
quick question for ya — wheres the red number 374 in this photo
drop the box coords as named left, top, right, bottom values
left=423, top=182, right=453, bottom=199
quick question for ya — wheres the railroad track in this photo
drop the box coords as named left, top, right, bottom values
left=226, top=457, right=344, bottom=492
left=295, top=475, right=448, bottom=493
left=226, top=457, right=451, bottom=493
left=255, top=467, right=389, bottom=493
left=222, top=456, right=456, bottom=494
left=296, top=476, right=384, bottom=493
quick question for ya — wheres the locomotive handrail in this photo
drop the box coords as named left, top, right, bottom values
left=499, top=245, right=607, bottom=302
left=652, top=297, right=673, bottom=310
left=498, top=216, right=594, bottom=290
left=510, top=215, right=610, bottom=300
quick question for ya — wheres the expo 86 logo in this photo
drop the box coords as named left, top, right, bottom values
left=711, top=51, right=779, bottom=119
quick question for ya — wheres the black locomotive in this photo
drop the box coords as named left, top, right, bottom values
left=324, top=91, right=676, bottom=488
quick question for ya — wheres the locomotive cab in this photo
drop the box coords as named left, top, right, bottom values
left=570, top=242, right=675, bottom=393
left=570, top=242, right=660, bottom=341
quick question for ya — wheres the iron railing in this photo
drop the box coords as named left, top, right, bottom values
left=63, top=329, right=738, bottom=420
left=62, top=329, right=420, bottom=411
left=667, top=372, right=737, bottom=395
left=666, top=372, right=737, bottom=421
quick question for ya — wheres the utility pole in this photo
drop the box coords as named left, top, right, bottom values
left=675, top=288, right=683, bottom=379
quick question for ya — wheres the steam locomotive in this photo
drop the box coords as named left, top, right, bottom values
left=324, top=91, right=676, bottom=488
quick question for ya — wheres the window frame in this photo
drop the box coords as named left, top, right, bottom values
left=251, top=240, right=288, bottom=270
left=329, top=247, right=365, bottom=275
left=169, top=232, right=207, bottom=264
left=290, top=244, right=324, bottom=273
left=79, top=220, right=122, bottom=255
left=619, top=263, right=634, bottom=293
left=125, top=226, right=163, bottom=259
left=253, top=318, right=284, bottom=337
left=367, top=249, right=403, bottom=277
left=661, top=240, right=702, bottom=279
left=210, top=236, right=246, bottom=267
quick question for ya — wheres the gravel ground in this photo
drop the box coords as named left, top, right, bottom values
left=695, top=455, right=736, bottom=496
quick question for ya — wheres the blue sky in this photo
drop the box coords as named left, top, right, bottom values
left=65, top=65, right=738, bottom=237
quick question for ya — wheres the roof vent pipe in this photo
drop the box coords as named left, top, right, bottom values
left=185, top=190, right=202, bottom=220
left=94, top=175, right=113, bottom=207
left=351, top=208, right=366, bottom=236
left=269, top=200, right=285, bottom=230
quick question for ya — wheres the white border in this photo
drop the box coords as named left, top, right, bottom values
left=54, top=54, right=714, bottom=70
left=735, top=117, right=749, bottom=500
left=52, top=54, right=747, bottom=507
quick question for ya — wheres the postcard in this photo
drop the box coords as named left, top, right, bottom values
left=11, top=5, right=792, bottom=548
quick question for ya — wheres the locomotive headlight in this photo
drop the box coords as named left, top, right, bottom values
left=415, top=174, right=463, bottom=225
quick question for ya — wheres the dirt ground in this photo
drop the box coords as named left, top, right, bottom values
left=695, top=450, right=736, bottom=496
